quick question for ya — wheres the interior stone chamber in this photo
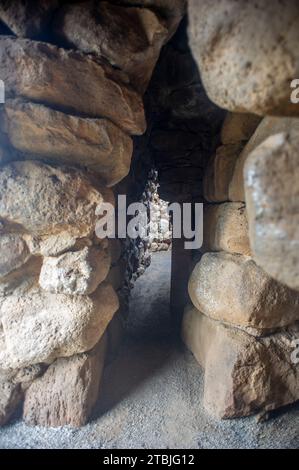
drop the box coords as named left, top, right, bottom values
left=0, top=0, right=298, bottom=427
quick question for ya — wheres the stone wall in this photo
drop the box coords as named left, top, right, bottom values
left=136, top=19, right=225, bottom=324
left=183, top=0, right=299, bottom=419
left=0, top=0, right=186, bottom=427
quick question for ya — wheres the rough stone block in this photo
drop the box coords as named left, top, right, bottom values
left=1, top=99, right=133, bottom=187
left=229, top=116, right=299, bottom=202
left=245, top=132, right=299, bottom=291
left=0, top=281, right=118, bottom=370
left=188, top=252, right=299, bottom=334
left=188, top=0, right=299, bottom=116
left=182, top=305, right=299, bottom=418
left=54, top=1, right=169, bottom=93
left=23, top=335, right=107, bottom=427
left=202, top=203, right=250, bottom=256
left=0, top=0, right=58, bottom=38
left=0, top=37, right=145, bottom=135
left=39, top=245, right=111, bottom=295
left=0, top=161, right=112, bottom=238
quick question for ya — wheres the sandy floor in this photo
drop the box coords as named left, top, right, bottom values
left=0, top=252, right=298, bottom=449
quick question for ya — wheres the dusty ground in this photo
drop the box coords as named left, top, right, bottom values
left=0, top=251, right=298, bottom=449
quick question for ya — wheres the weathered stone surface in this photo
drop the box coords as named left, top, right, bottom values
left=0, top=363, right=43, bottom=383
left=229, top=116, right=299, bottom=202
left=0, top=161, right=111, bottom=238
left=0, top=281, right=118, bottom=370
left=188, top=252, right=299, bottom=334
left=0, top=0, right=58, bottom=38
left=0, top=37, right=146, bottom=135
left=202, top=203, right=250, bottom=256
left=0, top=379, right=22, bottom=426
left=12, top=364, right=44, bottom=391
left=221, top=113, right=262, bottom=145
left=203, top=144, right=243, bottom=203
left=0, top=234, right=30, bottom=278
left=23, top=335, right=107, bottom=427
left=54, top=1, right=168, bottom=93
left=0, top=257, right=42, bottom=298
left=188, top=0, right=299, bottom=116
left=182, top=305, right=299, bottom=418
left=1, top=99, right=133, bottom=186
left=24, top=233, right=89, bottom=258
left=245, top=132, right=299, bottom=291
left=39, top=245, right=111, bottom=295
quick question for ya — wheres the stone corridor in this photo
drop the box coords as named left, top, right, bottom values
left=0, top=0, right=299, bottom=448
left=0, top=252, right=298, bottom=449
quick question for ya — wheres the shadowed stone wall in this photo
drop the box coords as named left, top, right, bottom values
left=0, top=0, right=298, bottom=428
left=0, top=0, right=186, bottom=427
left=183, top=0, right=299, bottom=419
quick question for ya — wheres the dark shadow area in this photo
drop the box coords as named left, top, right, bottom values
left=95, top=337, right=175, bottom=419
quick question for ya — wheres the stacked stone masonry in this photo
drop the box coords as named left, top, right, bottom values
left=0, top=0, right=186, bottom=427
left=0, top=0, right=299, bottom=428
left=183, top=0, right=299, bottom=419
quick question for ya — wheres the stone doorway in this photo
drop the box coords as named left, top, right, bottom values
left=0, top=0, right=298, bottom=449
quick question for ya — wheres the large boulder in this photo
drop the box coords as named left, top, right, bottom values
left=1, top=353, right=42, bottom=426
left=245, top=132, right=299, bottom=291
left=188, top=252, right=299, bottom=335
left=0, top=281, right=118, bottom=370
left=0, top=161, right=112, bottom=238
left=24, top=232, right=90, bottom=258
left=39, top=245, right=111, bottom=295
left=188, top=0, right=299, bottom=116
left=182, top=305, right=299, bottom=418
left=0, top=37, right=145, bottom=135
left=1, top=99, right=133, bottom=187
left=229, top=116, right=299, bottom=202
left=202, top=203, right=250, bottom=256
left=23, top=335, right=107, bottom=427
left=0, top=361, right=44, bottom=386
left=54, top=1, right=169, bottom=93
left=0, top=0, right=58, bottom=38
